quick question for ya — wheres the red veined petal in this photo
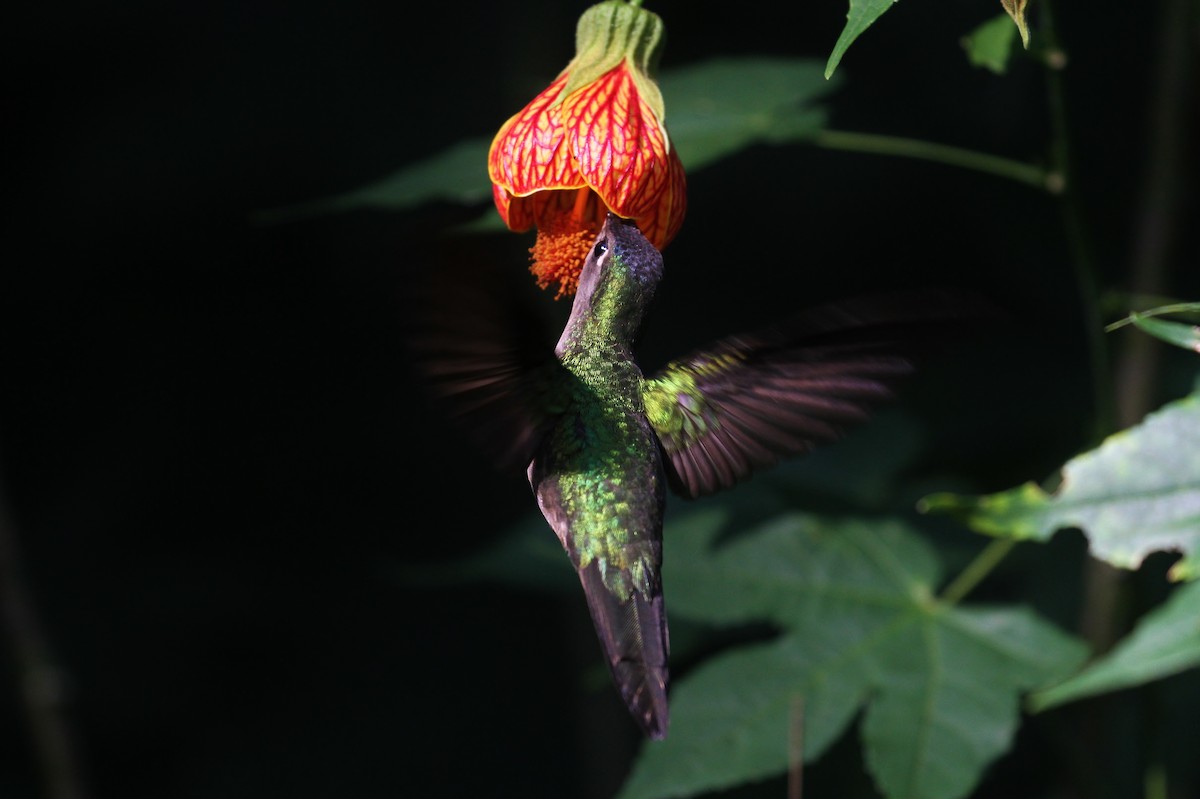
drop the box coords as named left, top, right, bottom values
left=562, top=63, right=671, bottom=220
left=634, top=145, right=687, bottom=250
left=488, top=73, right=587, bottom=198
left=490, top=184, right=517, bottom=229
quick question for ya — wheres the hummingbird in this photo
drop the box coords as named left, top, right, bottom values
left=408, top=213, right=976, bottom=740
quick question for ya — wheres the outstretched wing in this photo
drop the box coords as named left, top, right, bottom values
left=402, top=235, right=568, bottom=472
left=642, top=289, right=983, bottom=499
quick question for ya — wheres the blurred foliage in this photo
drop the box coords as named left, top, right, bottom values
left=962, top=14, right=1022, bottom=75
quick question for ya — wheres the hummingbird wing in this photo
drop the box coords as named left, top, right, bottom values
left=403, top=236, right=568, bottom=472
left=642, top=289, right=979, bottom=499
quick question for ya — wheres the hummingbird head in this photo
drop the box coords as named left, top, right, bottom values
left=562, top=213, right=665, bottom=349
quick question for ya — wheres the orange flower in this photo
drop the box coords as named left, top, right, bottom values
left=488, top=0, right=686, bottom=297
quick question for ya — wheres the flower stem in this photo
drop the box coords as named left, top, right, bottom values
left=811, top=129, right=1052, bottom=190
left=1039, top=2, right=1116, bottom=447
left=939, top=538, right=1018, bottom=605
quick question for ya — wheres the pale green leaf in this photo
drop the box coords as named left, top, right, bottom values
left=826, top=0, right=900, bottom=80
left=962, top=15, right=1019, bottom=74
left=256, top=56, right=835, bottom=222
left=618, top=512, right=1086, bottom=799
left=921, top=391, right=1200, bottom=580
left=1029, top=580, right=1200, bottom=711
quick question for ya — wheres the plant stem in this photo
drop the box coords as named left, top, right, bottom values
left=811, top=130, right=1052, bottom=190
left=939, top=538, right=1018, bottom=605
left=1039, top=2, right=1117, bottom=446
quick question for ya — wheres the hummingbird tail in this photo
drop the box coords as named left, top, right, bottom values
left=577, top=562, right=670, bottom=739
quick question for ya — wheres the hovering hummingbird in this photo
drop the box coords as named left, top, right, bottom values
left=409, top=213, right=976, bottom=740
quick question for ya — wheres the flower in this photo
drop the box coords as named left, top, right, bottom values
left=488, top=0, right=686, bottom=297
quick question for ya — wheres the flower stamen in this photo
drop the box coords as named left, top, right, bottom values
left=529, top=206, right=599, bottom=299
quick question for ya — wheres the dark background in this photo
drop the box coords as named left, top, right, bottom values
left=4, top=1, right=1198, bottom=798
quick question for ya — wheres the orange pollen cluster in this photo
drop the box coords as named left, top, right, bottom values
left=529, top=223, right=597, bottom=300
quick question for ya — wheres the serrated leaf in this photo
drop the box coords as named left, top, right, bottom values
left=256, top=56, right=836, bottom=222
left=618, top=512, right=1086, bottom=799
left=921, top=391, right=1200, bottom=581
left=826, top=0, right=900, bottom=80
left=962, top=14, right=1019, bottom=74
left=1028, top=580, right=1200, bottom=711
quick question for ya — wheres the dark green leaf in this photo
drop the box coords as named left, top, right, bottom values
left=1104, top=301, right=1200, bottom=352
left=618, top=512, right=1086, bottom=799
left=1029, top=580, right=1200, bottom=711
left=1130, top=314, right=1200, bottom=353
left=826, top=0, right=901, bottom=80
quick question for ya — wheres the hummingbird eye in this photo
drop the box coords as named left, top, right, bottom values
left=593, top=241, right=608, bottom=258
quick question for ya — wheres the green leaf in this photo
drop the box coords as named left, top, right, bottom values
left=1130, top=315, right=1200, bottom=353
left=826, top=0, right=900, bottom=80
left=256, top=56, right=836, bottom=222
left=618, top=512, right=1086, bottom=799
left=660, top=57, right=835, bottom=171
left=1029, top=580, right=1200, bottom=711
left=251, top=138, right=496, bottom=224
left=962, top=14, right=1019, bottom=74
left=1106, top=301, right=1200, bottom=353
left=921, top=391, right=1200, bottom=581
